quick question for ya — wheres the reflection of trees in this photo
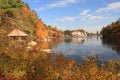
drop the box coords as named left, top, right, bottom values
left=100, top=19, right=120, bottom=54
left=102, top=38, right=120, bottom=46
left=102, top=38, right=120, bottom=55
left=112, top=46, right=120, bottom=55
left=72, top=38, right=86, bottom=44
left=64, top=38, right=86, bottom=44
left=64, top=38, right=72, bottom=43
left=38, top=38, right=64, bottom=49
left=38, top=42, right=52, bottom=49
left=50, top=38, right=64, bottom=47
left=38, top=38, right=86, bottom=49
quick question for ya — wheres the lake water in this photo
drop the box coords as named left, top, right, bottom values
left=39, top=36, right=120, bottom=62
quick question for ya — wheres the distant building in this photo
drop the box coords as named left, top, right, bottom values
left=71, top=31, right=87, bottom=37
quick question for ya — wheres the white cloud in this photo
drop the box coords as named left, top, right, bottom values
left=38, top=0, right=80, bottom=10
left=56, top=16, right=76, bottom=22
left=80, top=10, right=89, bottom=15
left=88, top=15, right=104, bottom=20
left=96, top=1, right=120, bottom=13
left=79, top=10, right=104, bottom=20
left=56, top=10, right=106, bottom=22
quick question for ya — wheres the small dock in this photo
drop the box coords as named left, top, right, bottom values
left=42, top=49, right=56, bottom=54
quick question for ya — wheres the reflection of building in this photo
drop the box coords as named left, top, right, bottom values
left=71, top=31, right=87, bottom=37
left=72, top=38, right=86, bottom=43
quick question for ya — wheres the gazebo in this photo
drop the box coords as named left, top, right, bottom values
left=7, top=28, right=28, bottom=41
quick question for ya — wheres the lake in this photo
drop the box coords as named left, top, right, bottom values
left=38, top=36, right=120, bottom=62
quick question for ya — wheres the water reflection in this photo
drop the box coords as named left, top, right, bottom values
left=112, top=46, right=120, bottom=55
left=64, top=38, right=72, bottom=43
left=37, top=37, right=120, bottom=61
left=102, top=38, right=120, bottom=55
left=38, top=37, right=86, bottom=49
left=72, top=37, right=86, bottom=44
left=64, top=37, right=86, bottom=43
left=38, top=41, right=52, bottom=49
left=38, top=38, right=64, bottom=49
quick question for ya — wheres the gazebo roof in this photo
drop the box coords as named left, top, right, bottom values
left=7, top=28, right=28, bottom=37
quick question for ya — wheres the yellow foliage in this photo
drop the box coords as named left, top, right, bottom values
left=11, top=68, right=26, bottom=78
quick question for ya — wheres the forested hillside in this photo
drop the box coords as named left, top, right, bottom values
left=0, top=0, right=58, bottom=40
left=45, top=25, right=64, bottom=37
left=101, top=19, right=120, bottom=39
left=0, top=0, right=64, bottom=40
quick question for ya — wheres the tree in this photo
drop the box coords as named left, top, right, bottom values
left=64, top=30, right=72, bottom=36
left=96, top=31, right=99, bottom=36
left=101, top=18, right=120, bottom=39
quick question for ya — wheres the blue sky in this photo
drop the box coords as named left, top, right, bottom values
left=23, top=0, right=120, bottom=32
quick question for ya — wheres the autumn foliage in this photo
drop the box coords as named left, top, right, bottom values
left=0, top=0, right=120, bottom=80
left=0, top=45, right=120, bottom=80
left=36, top=20, right=48, bottom=39
left=101, top=19, right=120, bottom=39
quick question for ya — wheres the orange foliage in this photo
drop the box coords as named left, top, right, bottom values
left=22, top=7, right=48, bottom=40
left=22, top=7, right=31, bottom=17
left=22, top=7, right=64, bottom=39
left=36, top=20, right=48, bottom=39
left=22, top=7, right=36, bottom=18
left=38, top=42, right=51, bottom=49
left=48, top=28, right=64, bottom=37
left=37, top=38, right=64, bottom=50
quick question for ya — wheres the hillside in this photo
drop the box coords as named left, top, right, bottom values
left=0, top=0, right=58, bottom=41
left=45, top=25, right=64, bottom=38
left=101, top=19, right=120, bottom=39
